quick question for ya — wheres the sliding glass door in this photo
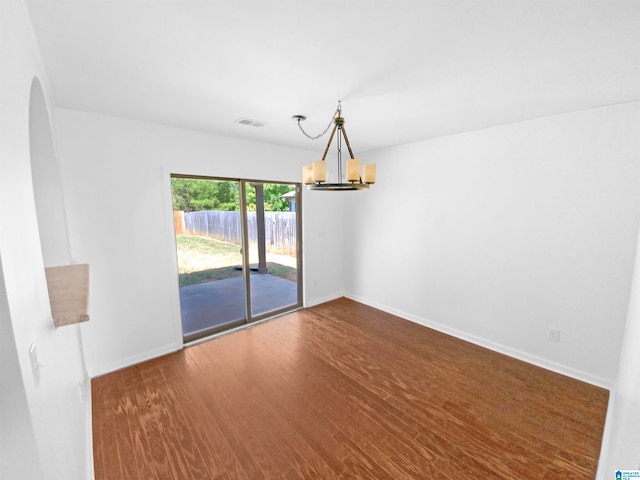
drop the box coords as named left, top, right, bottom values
left=171, top=175, right=302, bottom=342
left=244, top=182, right=301, bottom=318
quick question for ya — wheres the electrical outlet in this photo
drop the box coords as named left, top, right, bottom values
left=548, top=328, right=561, bottom=343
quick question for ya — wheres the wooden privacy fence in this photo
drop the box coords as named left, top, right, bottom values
left=174, top=210, right=297, bottom=256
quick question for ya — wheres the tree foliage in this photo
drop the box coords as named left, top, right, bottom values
left=171, top=178, right=294, bottom=212
left=171, top=178, right=239, bottom=211
left=245, top=183, right=294, bottom=212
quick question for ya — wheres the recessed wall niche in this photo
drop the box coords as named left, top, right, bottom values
left=29, top=77, right=89, bottom=326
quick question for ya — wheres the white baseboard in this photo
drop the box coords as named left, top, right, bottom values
left=88, top=293, right=343, bottom=377
left=84, top=373, right=95, bottom=480
left=87, top=343, right=181, bottom=378
left=304, top=292, right=344, bottom=309
left=87, top=294, right=613, bottom=389
left=344, top=292, right=612, bottom=390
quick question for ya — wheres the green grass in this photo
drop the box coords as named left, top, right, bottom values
left=176, top=235, right=297, bottom=287
left=176, top=234, right=240, bottom=257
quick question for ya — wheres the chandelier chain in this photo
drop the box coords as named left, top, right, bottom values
left=296, top=102, right=341, bottom=140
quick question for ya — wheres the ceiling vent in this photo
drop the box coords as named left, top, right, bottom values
left=235, top=118, right=267, bottom=127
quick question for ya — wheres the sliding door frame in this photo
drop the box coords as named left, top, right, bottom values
left=173, top=174, right=303, bottom=342
left=241, top=180, right=304, bottom=325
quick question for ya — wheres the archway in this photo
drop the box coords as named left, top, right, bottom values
left=29, top=77, right=71, bottom=267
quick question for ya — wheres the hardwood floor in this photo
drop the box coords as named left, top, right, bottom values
left=92, top=297, right=608, bottom=479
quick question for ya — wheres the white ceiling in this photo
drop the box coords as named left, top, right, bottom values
left=25, top=0, right=640, bottom=153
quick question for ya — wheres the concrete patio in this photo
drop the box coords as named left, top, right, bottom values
left=180, top=273, right=299, bottom=339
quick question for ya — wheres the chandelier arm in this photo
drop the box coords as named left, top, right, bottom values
left=320, top=123, right=338, bottom=162
left=340, top=125, right=356, bottom=159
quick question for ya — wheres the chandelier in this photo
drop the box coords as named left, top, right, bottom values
left=294, top=102, right=376, bottom=191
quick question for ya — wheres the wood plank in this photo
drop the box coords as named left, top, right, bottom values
left=91, top=380, right=123, bottom=480
left=93, top=297, right=608, bottom=479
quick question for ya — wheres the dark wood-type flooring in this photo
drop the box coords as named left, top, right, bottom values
left=92, top=297, right=609, bottom=479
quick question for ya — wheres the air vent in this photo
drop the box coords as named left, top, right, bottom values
left=235, top=118, right=268, bottom=127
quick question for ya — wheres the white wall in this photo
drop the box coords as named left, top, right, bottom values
left=54, top=109, right=345, bottom=376
left=30, top=78, right=72, bottom=268
left=0, top=254, right=44, bottom=480
left=344, top=102, right=640, bottom=387
left=598, top=222, right=640, bottom=476
left=0, top=1, right=90, bottom=479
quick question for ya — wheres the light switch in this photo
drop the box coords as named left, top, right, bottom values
left=29, top=343, right=41, bottom=385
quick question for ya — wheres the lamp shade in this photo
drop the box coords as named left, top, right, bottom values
left=303, top=164, right=313, bottom=184
left=346, top=158, right=360, bottom=182
left=363, top=164, right=376, bottom=184
left=312, top=161, right=326, bottom=183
